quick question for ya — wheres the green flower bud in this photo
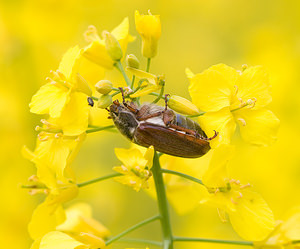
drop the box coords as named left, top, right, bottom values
left=168, top=95, right=200, bottom=115
left=126, top=54, right=140, bottom=69
left=102, top=31, right=123, bottom=61
left=97, top=94, right=112, bottom=109
left=95, top=80, right=113, bottom=94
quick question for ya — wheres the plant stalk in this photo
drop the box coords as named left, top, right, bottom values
left=152, top=151, right=173, bottom=249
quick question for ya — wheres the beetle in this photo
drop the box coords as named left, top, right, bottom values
left=109, top=91, right=218, bottom=158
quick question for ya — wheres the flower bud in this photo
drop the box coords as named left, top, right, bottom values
left=126, top=54, right=140, bottom=69
left=168, top=95, right=200, bottom=115
left=135, top=10, right=161, bottom=58
left=95, top=80, right=113, bottom=94
left=97, top=94, right=112, bottom=109
left=102, top=31, right=123, bottom=61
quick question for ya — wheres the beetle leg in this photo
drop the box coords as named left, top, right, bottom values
left=164, top=94, right=170, bottom=111
left=204, top=130, right=219, bottom=141
left=167, top=123, right=197, bottom=136
left=119, top=87, right=126, bottom=104
left=118, top=87, right=139, bottom=114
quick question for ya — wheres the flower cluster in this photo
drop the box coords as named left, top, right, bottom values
left=23, top=8, right=298, bottom=249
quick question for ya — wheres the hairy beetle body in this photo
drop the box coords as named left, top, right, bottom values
left=109, top=100, right=216, bottom=158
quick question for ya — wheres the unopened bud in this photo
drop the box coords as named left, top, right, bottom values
left=97, top=94, right=112, bottom=109
left=126, top=54, right=140, bottom=69
left=103, top=31, right=123, bottom=61
left=95, top=80, right=113, bottom=94
left=168, top=95, right=200, bottom=115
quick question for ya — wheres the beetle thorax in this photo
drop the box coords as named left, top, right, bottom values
left=111, top=108, right=139, bottom=140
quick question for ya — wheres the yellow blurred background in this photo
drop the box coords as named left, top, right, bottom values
left=1, top=0, right=300, bottom=248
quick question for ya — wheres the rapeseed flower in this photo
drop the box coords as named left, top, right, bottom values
left=83, top=18, right=134, bottom=69
left=135, top=10, right=161, bottom=58
left=187, top=64, right=280, bottom=146
left=113, top=146, right=154, bottom=191
left=201, top=145, right=275, bottom=241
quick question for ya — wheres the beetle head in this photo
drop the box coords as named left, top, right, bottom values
left=109, top=100, right=139, bottom=140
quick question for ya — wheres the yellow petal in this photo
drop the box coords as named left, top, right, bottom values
left=55, top=92, right=89, bottom=136
left=144, top=146, right=154, bottom=169
left=135, top=10, right=161, bottom=58
left=28, top=197, right=66, bottom=240
left=82, top=40, right=113, bottom=69
left=83, top=17, right=134, bottom=69
left=39, top=231, right=87, bottom=249
left=114, top=147, right=148, bottom=169
left=58, top=46, right=82, bottom=82
left=34, top=138, right=73, bottom=182
left=279, top=207, right=300, bottom=241
left=29, top=83, right=71, bottom=118
left=57, top=202, right=110, bottom=239
left=229, top=190, right=275, bottom=241
left=188, top=64, right=237, bottom=112
left=111, top=17, right=135, bottom=55
left=198, top=107, right=236, bottom=147
left=236, top=66, right=272, bottom=109
left=234, top=108, right=280, bottom=146
left=202, top=144, right=234, bottom=188
left=130, top=84, right=160, bottom=98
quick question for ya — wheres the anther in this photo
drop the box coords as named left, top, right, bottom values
left=237, top=118, right=246, bottom=126
left=234, top=85, right=239, bottom=95
left=241, top=64, right=248, bottom=71
left=35, top=126, right=41, bottom=131
left=240, top=183, right=251, bottom=189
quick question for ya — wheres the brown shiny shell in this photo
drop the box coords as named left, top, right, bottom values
left=134, top=123, right=211, bottom=158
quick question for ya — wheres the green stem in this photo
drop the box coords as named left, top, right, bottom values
left=77, top=172, right=121, bottom=188
left=152, top=85, right=165, bottom=104
left=186, top=112, right=206, bottom=118
left=152, top=151, right=173, bottom=249
left=91, top=96, right=99, bottom=101
left=118, top=238, right=162, bottom=247
left=105, top=215, right=160, bottom=246
left=131, top=75, right=136, bottom=89
left=86, top=125, right=115, bottom=134
left=149, top=92, right=165, bottom=100
left=146, top=58, right=151, bottom=72
left=173, top=236, right=253, bottom=246
left=161, top=169, right=204, bottom=185
left=115, top=60, right=131, bottom=87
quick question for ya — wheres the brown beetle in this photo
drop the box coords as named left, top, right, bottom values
left=109, top=93, right=217, bottom=158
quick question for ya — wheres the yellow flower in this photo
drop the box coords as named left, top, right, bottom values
left=30, top=231, right=105, bottom=249
left=135, top=10, right=161, bottom=58
left=23, top=132, right=86, bottom=190
left=30, top=46, right=92, bottom=120
left=200, top=145, right=275, bottom=241
left=28, top=183, right=79, bottom=240
left=23, top=135, right=85, bottom=240
left=83, top=18, right=135, bottom=69
left=30, top=203, right=109, bottom=249
left=126, top=67, right=164, bottom=98
left=57, top=202, right=110, bottom=239
left=254, top=207, right=300, bottom=249
left=113, top=146, right=154, bottom=191
left=187, top=64, right=280, bottom=146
